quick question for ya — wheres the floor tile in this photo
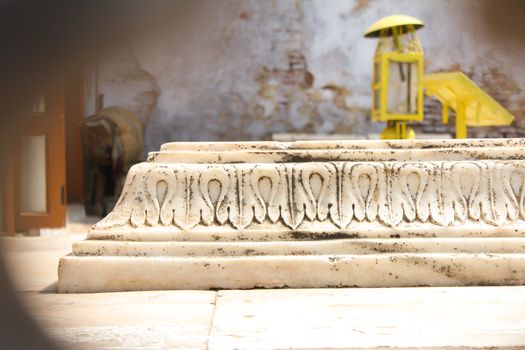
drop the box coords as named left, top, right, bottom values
left=208, top=287, right=525, bottom=349
left=23, top=290, right=217, bottom=350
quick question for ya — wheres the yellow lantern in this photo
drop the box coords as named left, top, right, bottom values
left=364, top=15, right=425, bottom=139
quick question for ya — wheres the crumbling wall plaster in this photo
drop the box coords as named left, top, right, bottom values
left=96, top=0, right=525, bottom=152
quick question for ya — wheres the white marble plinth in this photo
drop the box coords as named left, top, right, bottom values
left=59, top=139, right=525, bottom=292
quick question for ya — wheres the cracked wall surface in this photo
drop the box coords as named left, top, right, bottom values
left=94, top=0, right=525, bottom=153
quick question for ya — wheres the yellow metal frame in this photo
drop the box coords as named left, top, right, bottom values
left=370, top=24, right=425, bottom=131
left=371, top=51, right=424, bottom=123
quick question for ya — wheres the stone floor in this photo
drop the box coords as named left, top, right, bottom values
left=2, top=232, right=525, bottom=349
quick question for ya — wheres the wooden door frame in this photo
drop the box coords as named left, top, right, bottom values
left=2, top=70, right=86, bottom=235
left=14, top=85, right=66, bottom=231
left=2, top=82, right=66, bottom=234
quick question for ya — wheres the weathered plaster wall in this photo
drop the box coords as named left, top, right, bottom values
left=95, top=0, right=525, bottom=152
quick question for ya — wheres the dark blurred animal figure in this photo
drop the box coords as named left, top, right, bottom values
left=82, top=107, right=144, bottom=216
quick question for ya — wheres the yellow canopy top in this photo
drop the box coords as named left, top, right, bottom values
left=364, top=15, right=424, bottom=38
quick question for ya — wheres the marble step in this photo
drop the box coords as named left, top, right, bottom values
left=160, top=138, right=525, bottom=151
left=86, top=224, right=525, bottom=242
left=149, top=146, right=525, bottom=163
left=58, top=253, right=525, bottom=293
left=152, top=139, right=525, bottom=163
left=72, top=238, right=525, bottom=257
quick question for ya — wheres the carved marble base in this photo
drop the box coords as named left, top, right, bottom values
left=59, top=139, right=525, bottom=292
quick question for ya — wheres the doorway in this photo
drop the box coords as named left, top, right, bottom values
left=2, top=73, right=85, bottom=235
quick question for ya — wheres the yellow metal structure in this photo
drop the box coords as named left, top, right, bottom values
left=365, top=15, right=425, bottom=139
left=380, top=122, right=416, bottom=140
left=365, top=15, right=515, bottom=139
left=422, top=72, right=514, bottom=138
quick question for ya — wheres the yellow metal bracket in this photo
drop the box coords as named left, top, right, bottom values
left=422, top=72, right=514, bottom=138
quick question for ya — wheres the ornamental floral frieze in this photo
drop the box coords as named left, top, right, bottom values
left=93, top=160, right=525, bottom=231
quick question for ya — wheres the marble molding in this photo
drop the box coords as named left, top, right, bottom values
left=59, top=139, right=525, bottom=292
